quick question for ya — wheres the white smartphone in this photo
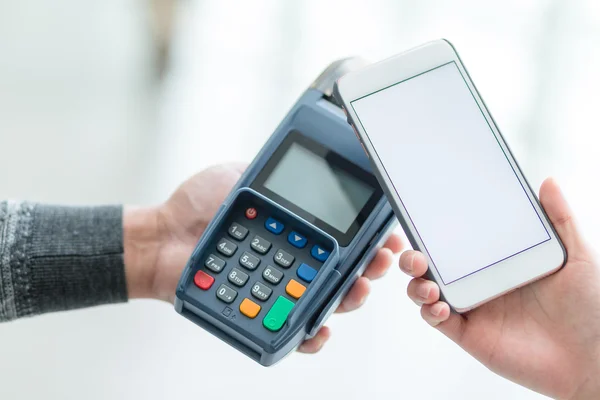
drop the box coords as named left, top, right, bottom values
left=334, top=39, right=566, bottom=312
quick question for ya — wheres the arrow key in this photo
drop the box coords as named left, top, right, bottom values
left=311, top=245, right=330, bottom=262
left=265, top=217, right=284, bottom=235
left=287, top=231, right=307, bottom=248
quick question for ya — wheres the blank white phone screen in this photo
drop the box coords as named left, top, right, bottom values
left=351, top=62, right=550, bottom=284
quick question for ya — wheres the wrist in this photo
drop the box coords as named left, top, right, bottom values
left=123, top=205, right=163, bottom=300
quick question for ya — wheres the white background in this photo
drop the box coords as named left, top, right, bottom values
left=0, top=1, right=599, bottom=399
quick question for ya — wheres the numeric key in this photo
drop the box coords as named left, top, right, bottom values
left=228, top=222, right=248, bottom=241
left=262, top=265, right=283, bottom=285
left=228, top=268, right=249, bottom=287
left=205, top=254, right=226, bottom=273
left=274, top=249, right=294, bottom=268
left=239, top=251, right=260, bottom=270
left=251, top=281, right=272, bottom=301
left=216, top=238, right=237, bottom=257
left=216, top=284, right=237, bottom=304
left=250, top=235, right=271, bottom=254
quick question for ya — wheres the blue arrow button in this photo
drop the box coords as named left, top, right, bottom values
left=287, top=231, right=307, bottom=248
left=265, top=217, right=284, bottom=235
left=311, top=245, right=330, bottom=262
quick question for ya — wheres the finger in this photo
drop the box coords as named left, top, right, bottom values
left=335, top=277, right=370, bottom=313
left=383, top=233, right=404, bottom=254
left=297, top=326, right=331, bottom=353
left=420, top=302, right=466, bottom=345
left=228, top=162, right=249, bottom=174
left=421, top=302, right=467, bottom=345
left=363, top=248, right=394, bottom=280
left=539, top=177, right=587, bottom=256
left=399, top=250, right=429, bottom=278
left=407, top=278, right=440, bottom=305
left=420, top=301, right=452, bottom=327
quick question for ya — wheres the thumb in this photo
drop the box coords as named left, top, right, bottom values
left=539, top=178, right=587, bottom=257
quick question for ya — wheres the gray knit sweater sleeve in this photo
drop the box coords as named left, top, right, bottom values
left=0, top=201, right=128, bottom=322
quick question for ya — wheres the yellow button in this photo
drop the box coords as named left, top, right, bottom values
left=240, top=298, right=261, bottom=319
left=286, top=279, right=306, bottom=299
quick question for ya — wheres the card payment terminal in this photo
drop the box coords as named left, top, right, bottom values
left=174, top=58, right=397, bottom=366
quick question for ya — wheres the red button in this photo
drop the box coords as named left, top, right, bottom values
left=194, top=270, right=214, bottom=290
left=245, top=207, right=257, bottom=219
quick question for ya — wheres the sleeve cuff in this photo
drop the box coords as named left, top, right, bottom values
left=1, top=202, right=128, bottom=321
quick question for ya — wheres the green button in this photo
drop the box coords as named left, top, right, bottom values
left=263, top=296, right=295, bottom=332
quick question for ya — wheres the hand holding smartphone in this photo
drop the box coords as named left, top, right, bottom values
left=334, top=39, right=566, bottom=312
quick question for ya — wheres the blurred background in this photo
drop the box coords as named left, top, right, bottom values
left=0, top=1, right=598, bottom=399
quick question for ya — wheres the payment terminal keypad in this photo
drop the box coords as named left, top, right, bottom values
left=189, top=198, right=331, bottom=334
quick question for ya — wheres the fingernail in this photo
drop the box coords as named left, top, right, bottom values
left=417, top=284, right=431, bottom=300
left=352, top=295, right=366, bottom=309
left=402, top=253, right=414, bottom=273
left=430, top=303, right=444, bottom=317
left=316, top=338, right=325, bottom=352
left=359, top=295, right=366, bottom=306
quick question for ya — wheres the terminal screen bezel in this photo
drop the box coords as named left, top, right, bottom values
left=252, top=130, right=382, bottom=247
